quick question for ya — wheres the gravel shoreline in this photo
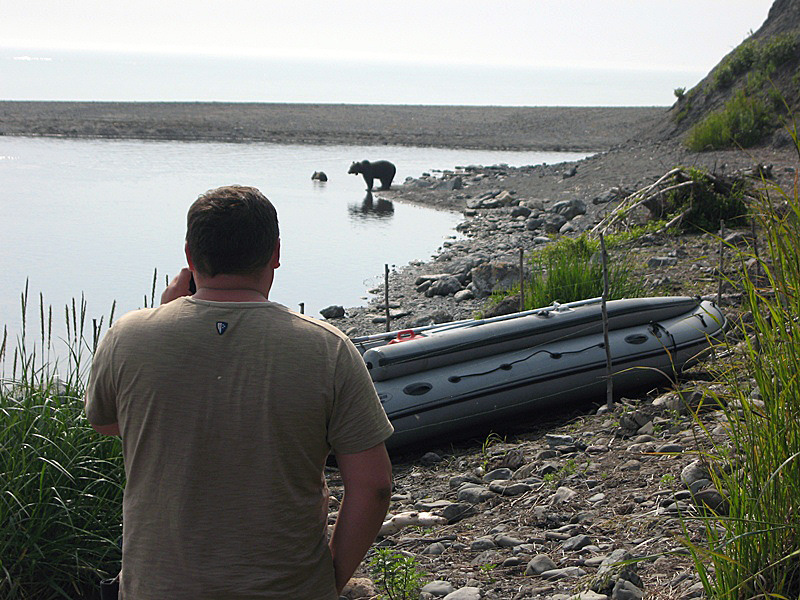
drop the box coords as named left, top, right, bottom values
left=0, top=101, right=664, bottom=151
left=7, top=101, right=799, bottom=599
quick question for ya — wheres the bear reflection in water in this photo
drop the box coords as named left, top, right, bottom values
left=348, top=191, right=394, bottom=220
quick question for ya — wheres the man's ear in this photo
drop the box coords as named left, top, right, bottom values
left=271, top=239, right=281, bottom=269
left=185, top=242, right=195, bottom=271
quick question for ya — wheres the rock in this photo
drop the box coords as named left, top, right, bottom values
left=457, top=484, right=494, bottom=504
left=435, top=176, right=463, bottom=191
left=495, top=534, right=525, bottom=548
left=410, top=310, right=454, bottom=327
left=692, top=487, right=729, bottom=515
left=681, top=460, right=712, bottom=488
left=525, top=554, right=558, bottom=575
left=320, top=305, right=345, bottom=319
left=550, top=198, right=586, bottom=220
left=563, top=534, right=592, bottom=551
left=647, top=256, right=678, bottom=267
left=420, top=452, right=444, bottom=466
left=454, top=289, right=474, bottom=302
left=422, top=581, right=456, bottom=597
left=422, top=542, right=447, bottom=555
left=573, top=592, right=609, bottom=600
left=470, top=537, right=497, bottom=551
left=449, top=474, right=482, bottom=488
left=592, top=188, right=622, bottom=205
left=470, top=261, right=524, bottom=297
left=340, top=578, right=377, bottom=599
left=525, top=216, right=544, bottom=230
left=540, top=566, right=588, bottom=580
left=591, top=549, right=643, bottom=595
left=414, top=499, right=453, bottom=511
left=482, top=294, right=521, bottom=317
left=441, top=502, right=477, bottom=523
left=563, top=166, right=578, bottom=178
left=442, top=587, right=482, bottom=600
left=543, top=213, right=568, bottom=233
left=546, top=433, right=575, bottom=448
left=483, top=468, right=513, bottom=482
left=489, top=481, right=532, bottom=496
left=550, top=486, right=578, bottom=504
left=511, top=205, right=532, bottom=218
left=426, top=276, right=463, bottom=297
left=612, top=579, right=644, bottom=600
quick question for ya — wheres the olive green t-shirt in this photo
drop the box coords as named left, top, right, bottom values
left=85, top=298, right=393, bottom=600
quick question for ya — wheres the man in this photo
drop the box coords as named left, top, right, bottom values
left=85, top=185, right=394, bottom=599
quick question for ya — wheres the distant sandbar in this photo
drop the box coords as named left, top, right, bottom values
left=0, top=102, right=665, bottom=152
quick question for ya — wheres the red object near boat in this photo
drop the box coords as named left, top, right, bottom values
left=388, top=329, right=426, bottom=344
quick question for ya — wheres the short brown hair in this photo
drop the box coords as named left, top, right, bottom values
left=186, top=186, right=279, bottom=277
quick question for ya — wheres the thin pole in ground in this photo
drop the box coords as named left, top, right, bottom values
left=384, top=264, right=391, bottom=333
left=299, top=303, right=304, bottom=315
left=600, top=233, right=613, bottom=411
left=717, top=219, right=726, bottom=305
left=519, top=247, right=525, bottom=312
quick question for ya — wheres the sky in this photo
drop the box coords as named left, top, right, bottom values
left=1, top=0, right=775, bottom=73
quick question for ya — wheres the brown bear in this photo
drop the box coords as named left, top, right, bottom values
left=348, top=160, right=396, bottom=191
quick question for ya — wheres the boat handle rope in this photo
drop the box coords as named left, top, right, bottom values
left=448, top=341, right=606, bottom=383
left=649, top=321, right=678, bottom=356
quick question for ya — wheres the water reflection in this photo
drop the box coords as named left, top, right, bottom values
left=348, top=191, right=395, bottom=220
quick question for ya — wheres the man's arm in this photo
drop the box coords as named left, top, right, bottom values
left=91, top=421, right=120, bottom=436
left=161, top=267, right=193, bottom=304
left=329, top=442, right=393, bottom=594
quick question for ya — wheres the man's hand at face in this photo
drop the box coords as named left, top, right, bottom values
left=161, top=268, right=194, bottom=305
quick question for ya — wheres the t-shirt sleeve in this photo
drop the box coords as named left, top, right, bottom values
left=84, top=326, right=120, bottom=426
left=327, top=338, right=394, bottom=455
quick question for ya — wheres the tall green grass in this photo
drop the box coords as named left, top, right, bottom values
left=685, top=128, right=800, bottom=598
left=1, top=287, right=123, bottom=600
left=489, top=234, right=646, bottom=311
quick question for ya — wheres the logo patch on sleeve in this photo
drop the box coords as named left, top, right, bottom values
left=216, top=321, right=228, bottom=335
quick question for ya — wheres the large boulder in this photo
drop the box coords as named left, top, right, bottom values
left=426, top=275, right=463, bottom=297
left=550, top=198, right=587, bottom=220
left=469, top=261, right=525, bottom=297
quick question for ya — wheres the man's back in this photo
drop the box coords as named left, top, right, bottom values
left=86, top=297, right=392, bottom=599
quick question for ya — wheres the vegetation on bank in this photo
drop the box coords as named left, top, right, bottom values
left=684, top=129, right=800, bottom=598
left=486, top=164, right=754, bottom=314
left=682, top=31, right=799, bottom=151
left=1, top=295, right=123, bottom=599
left=2, top=138, right=800, bottom=598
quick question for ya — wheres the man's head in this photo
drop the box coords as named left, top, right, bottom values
left=186, top=185, right=279, bottom=277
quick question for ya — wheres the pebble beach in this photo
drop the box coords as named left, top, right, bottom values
left=4, top=100, right=799, bottom=600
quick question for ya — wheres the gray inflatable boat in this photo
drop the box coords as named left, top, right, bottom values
left=353, top=296, right=726, bottom=450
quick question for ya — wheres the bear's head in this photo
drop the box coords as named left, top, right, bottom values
left=348, top=161, right=363, bottom=175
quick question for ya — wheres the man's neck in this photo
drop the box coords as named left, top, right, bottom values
left=191, top=272, right=272, bottom=303
left=193, top=287, right=268, bottom=302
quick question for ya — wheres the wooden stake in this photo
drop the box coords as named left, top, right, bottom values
left=385, top=264, right=391, bottom=332
left=600, top=233, right=613, bottom=411
left=519, top=248, right=525, bottom=312
left=299, top=302, right=304, bottom=315
left=717, top=220, right=725, bottom=305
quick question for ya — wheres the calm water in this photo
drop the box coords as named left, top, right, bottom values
left=1, top=48, right=696, bottom=106
left=0, top=135, right=586, bottom=358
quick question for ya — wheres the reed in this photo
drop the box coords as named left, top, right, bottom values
left=1, top=288, right=123, bottom=599
left=489, top=234, right=646, bottom=311
left=683, top=127, right=800, bottom=598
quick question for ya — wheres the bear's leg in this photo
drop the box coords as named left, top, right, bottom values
left=379, top=177, right=392, bottom=190
left=362, top=174, right=374, bottom=191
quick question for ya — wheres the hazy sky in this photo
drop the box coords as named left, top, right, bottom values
left=2, top=0, right=775, bottom=72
